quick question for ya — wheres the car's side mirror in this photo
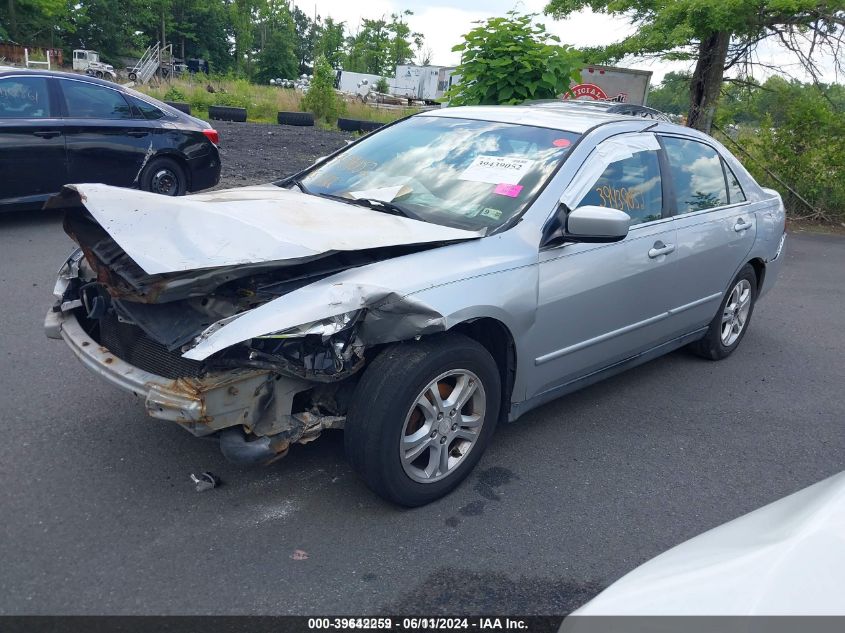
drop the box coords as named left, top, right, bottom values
left=541, top=204, right=631, bottom=249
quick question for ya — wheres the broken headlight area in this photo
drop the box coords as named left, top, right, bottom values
left=208, top=310, right=367, bottom=381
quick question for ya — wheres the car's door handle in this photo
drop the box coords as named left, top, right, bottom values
left=648, top=241, right=675, bottom=258
left=734, top=218, right=752, bottom=232
left=127, top=131, right=149, bottom=137
left=33, top=130, right=60, bottom=139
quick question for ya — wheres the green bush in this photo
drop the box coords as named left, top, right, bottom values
left=302, top=55, right=345, bottom=123
left=724, top=81, right=845, bottom=222
left=375, top=77, right=390, bottom=94
left=446, top=11, right=582, bottom=105
left=163, top=86, right=187, bottom=102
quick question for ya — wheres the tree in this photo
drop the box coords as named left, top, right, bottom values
left=544, top=0, right=845, bottom=133
left=291, top=4, right=320, bottom=74
left=301, top=54, right=344, bottom=122
left=345, top=12, right=424, bottom=75
left=314, top=16, right=345, bottom=69
left=446, top=12, right=582, bottom=106
left=730, top=78, right=845, bottom=221
left=254, top=0, right=298, bottom=83
left=646, top=71, right=692, bottom=116
left=345, top=17, right=390, bottom=74
left=230, top=0, right=258, bottom=75
left=1, top=0, right=69, bottom=46
left=386, top=10, right=423, bottom=69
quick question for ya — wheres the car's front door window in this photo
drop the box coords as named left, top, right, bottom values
left=575, top=147, right=664, bottom=226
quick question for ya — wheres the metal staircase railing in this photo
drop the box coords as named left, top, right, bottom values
left=129, top=42, right=163, bottom=84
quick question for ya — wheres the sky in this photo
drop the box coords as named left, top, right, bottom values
left=294, top=0, right=841, bottom=86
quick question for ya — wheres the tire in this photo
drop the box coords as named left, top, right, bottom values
left=165, top=101, right=191, bottom=115
left=344, top=333, right=501, bottom=507
left=128, top=72, right=137, bottom=82
left=208, top=105, right=247, bottom=122
left=139, top=156, right=187, bottom=196
left=689, top=264, right=758, bottom=360
left=337, top=117, right=384, bottom=133
left=277, top=111, right=314, bottom=126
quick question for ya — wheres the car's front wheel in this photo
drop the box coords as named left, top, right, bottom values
left=345, top=333, right=500, bottom=506
left=690, top=264, right=758, bottom=360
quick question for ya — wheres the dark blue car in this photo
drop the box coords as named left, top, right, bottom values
left=0, top=68, right=221, bottom=212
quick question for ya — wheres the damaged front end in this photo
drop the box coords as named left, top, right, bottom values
left=45, top=185, right=467, bottom=464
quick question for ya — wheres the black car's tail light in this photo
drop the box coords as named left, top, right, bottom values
left=203, top=129, right=219, bottom=145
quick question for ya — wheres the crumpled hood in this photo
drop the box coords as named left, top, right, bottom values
left=52, top=183, right=482, bottom=275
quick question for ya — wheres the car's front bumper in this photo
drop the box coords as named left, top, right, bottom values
left=45, top=307, right=273, bottom=437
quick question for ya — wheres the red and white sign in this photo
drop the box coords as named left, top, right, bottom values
left=565, top=83, right=608, bottom=101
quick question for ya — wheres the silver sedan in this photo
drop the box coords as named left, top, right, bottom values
left=45, top=102, right=786, bottom=506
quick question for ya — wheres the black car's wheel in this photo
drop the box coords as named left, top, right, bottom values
left=209, top=105, right=247, bottom=122
left=690, top=264, right=758, bottom=360
left=277, top=111, right=314, bottom=126
left=344, top=333, right=500, bottom=507
left=140, top=157, right=187, bottom=196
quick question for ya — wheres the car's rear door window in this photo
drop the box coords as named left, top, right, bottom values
left=0, top=77, right=51, bottom=118
left=724, top=162, right=746, bottom=204
left=661, top=137, right=728, bottom=214
left=576, top=147, right=663, bottom=226
left=127, top=95, right=165, bottom=120
left=59, top=80, right=132, bottom=119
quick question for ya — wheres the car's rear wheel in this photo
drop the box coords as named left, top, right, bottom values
left=140, top=157, right=187, bottom=196
left=344, top=333, right=500, bottom=506
left=690, top=264, right=757, bottom=360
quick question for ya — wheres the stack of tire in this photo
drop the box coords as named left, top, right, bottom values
left=209, top=105, right=247, bottom=122
left=165, top=101, right=191, bottom=115
left=277, top=111, right=315, bottom=126
left=337, top=118, right=384, bottom=133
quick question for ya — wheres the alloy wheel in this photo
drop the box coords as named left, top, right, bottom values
left=721, top=279, right=752, bottom=346
left=399, top=369, right=486, bottom=484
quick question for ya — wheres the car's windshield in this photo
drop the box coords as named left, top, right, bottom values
left=293, top=116, right=580, bottom=231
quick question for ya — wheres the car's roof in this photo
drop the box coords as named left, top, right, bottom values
left=0, top=67, right=121, bottom=89
left=420, top=103, right=651, bottom=134
left=421, top=100, right=686, bottom=134
left=0, top=67, right=205, bottom=126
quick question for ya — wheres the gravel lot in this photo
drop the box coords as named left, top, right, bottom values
left=1, top=123, right=843, bottom=616
left=211, top=120, right=353, bottom=189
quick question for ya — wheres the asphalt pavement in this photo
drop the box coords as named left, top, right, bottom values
left=1, top=212, right=843, bottom=615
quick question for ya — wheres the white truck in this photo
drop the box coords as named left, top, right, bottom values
left=564, top=65, right=653, bottom=105
left=391, top=65, right=457, bottom=103
left=71, top=50, right=117, bottom=81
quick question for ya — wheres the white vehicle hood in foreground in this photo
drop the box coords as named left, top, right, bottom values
left=571, top=471, right=845, bottom=616
left=65, top=183, right=482, bottom=275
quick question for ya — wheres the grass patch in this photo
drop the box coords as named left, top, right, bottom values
left=137, top=76, right=419, bottom=128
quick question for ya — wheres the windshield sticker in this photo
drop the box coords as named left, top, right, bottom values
left=493, top=183, right=523, bottom=198
left=479, top=207, right=503, bottom=220
left=349, top=185, right=408, bottom=202
left=553, top=138, right=572, bottom=148
left=459, top=155, right=532, bottom=185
